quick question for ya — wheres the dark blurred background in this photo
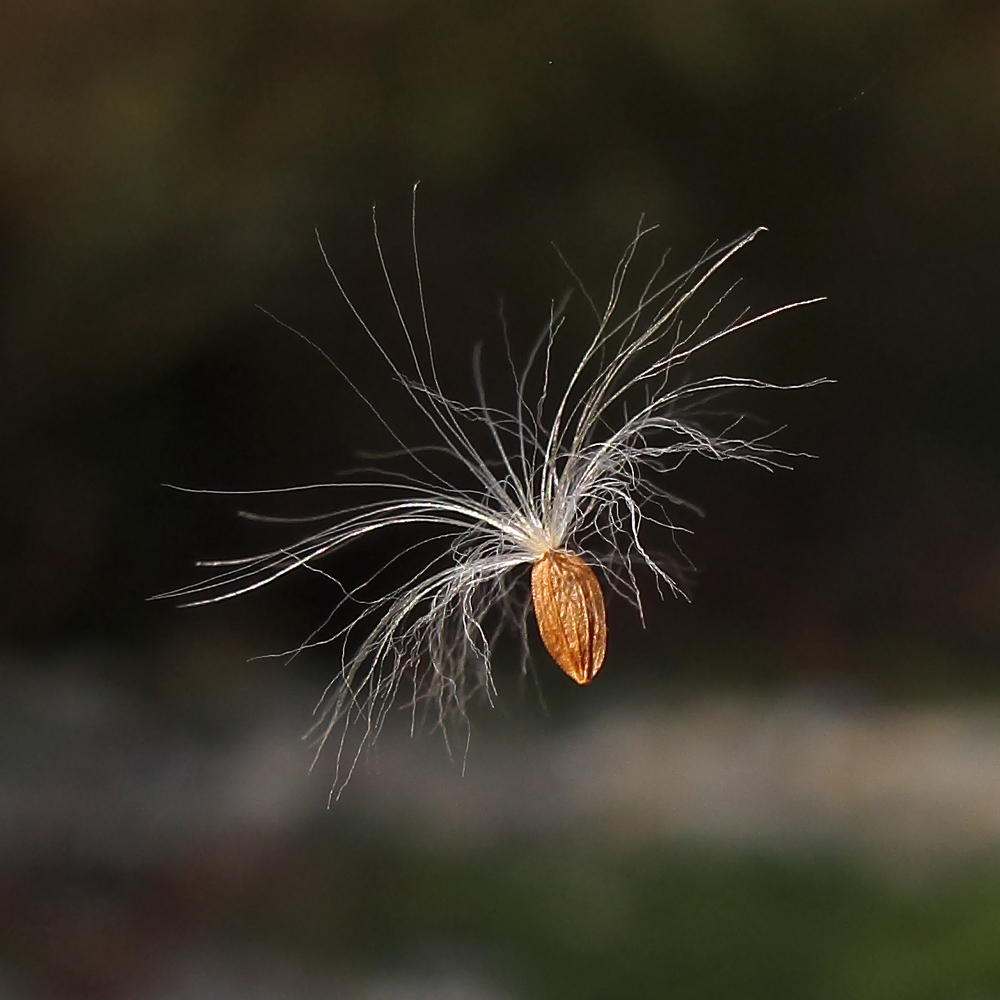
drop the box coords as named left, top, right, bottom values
left=3, top=1, right=1000, bottom=998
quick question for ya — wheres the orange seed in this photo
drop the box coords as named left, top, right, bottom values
left=530, top=549, right=607, bottom=684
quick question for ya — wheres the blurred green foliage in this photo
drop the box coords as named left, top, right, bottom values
left=237, top=835, right=1000, bottom=1000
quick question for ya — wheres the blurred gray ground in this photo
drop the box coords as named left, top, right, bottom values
left=13, top=658, right=1000, bottom=866
left=5, top=653, right=1000, bottom=998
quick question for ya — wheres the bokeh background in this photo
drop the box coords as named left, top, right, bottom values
left=3, top=1, right=1000, bottom=997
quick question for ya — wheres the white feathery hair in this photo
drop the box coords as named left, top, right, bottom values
left=158, top=193, right=826, bottom=796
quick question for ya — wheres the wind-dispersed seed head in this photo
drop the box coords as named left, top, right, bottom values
left=155, top=192, right=830, bottom=796
left=530, top=550, right=607, bottom=684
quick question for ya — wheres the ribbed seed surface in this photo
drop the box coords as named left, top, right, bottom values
left=530, top=550, right=607, bottom=684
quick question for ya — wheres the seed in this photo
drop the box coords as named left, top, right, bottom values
left=530, top=550, right=607, bottom=684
